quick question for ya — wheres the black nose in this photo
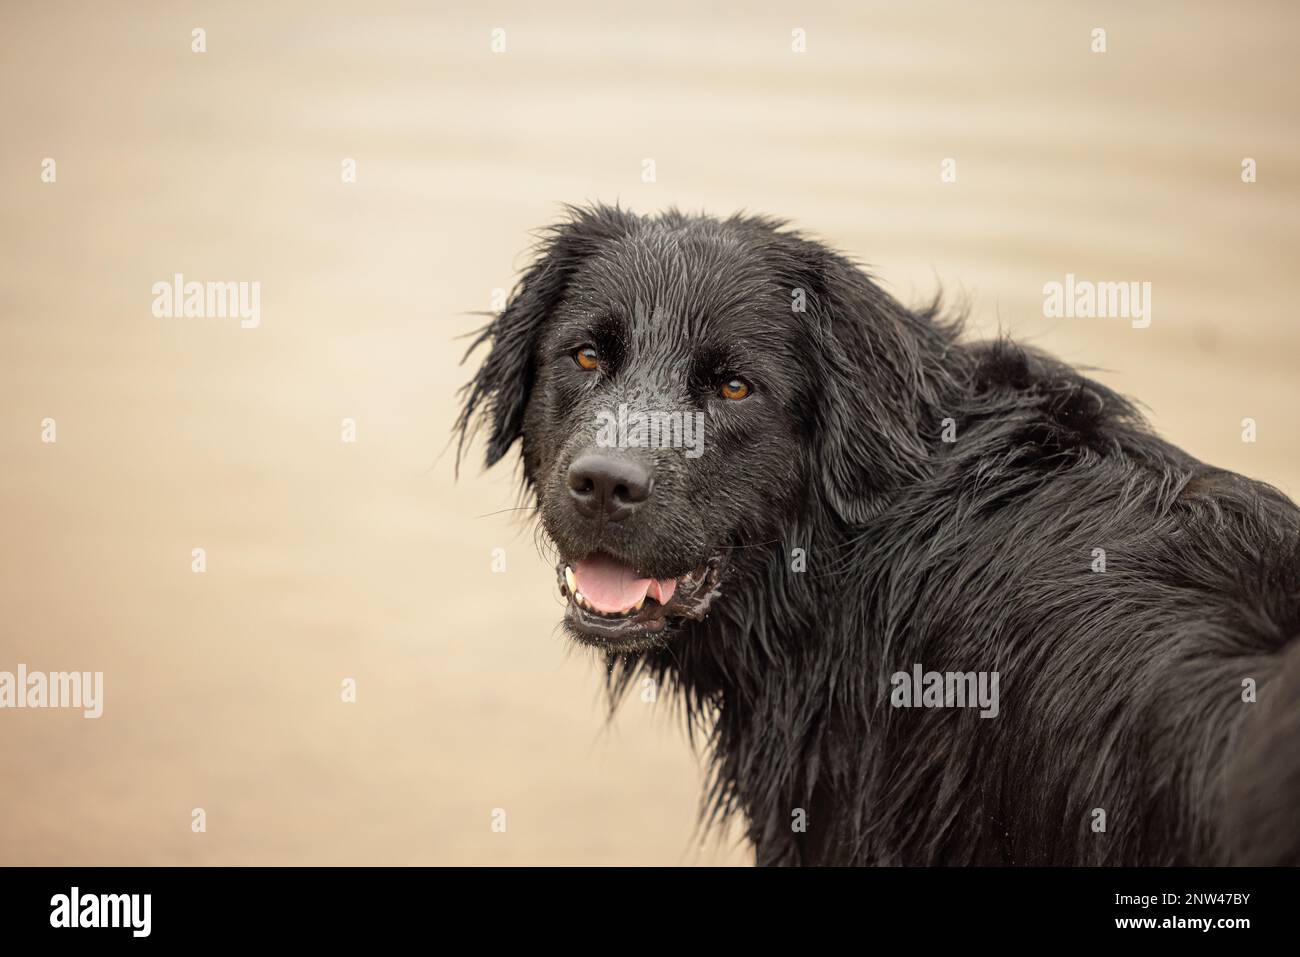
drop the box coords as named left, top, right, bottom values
left=566, top=452, right=653, bottom=521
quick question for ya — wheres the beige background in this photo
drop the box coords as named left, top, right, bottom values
left=1, top=1, right=1296, bottom=865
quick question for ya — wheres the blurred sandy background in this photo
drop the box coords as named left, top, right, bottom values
left=1, top=0, right=1297, bottom=865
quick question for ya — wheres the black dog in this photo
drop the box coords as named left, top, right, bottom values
left=458, top=204, right=1300, bottom=865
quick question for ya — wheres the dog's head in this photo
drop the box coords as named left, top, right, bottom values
left=458, top=205, right=943, bottom=653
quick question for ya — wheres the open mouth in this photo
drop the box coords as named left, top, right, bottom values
left=556, top=552, right=723, bottom=651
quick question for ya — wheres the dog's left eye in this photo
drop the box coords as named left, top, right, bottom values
left=720, top=378, right=752, bottom=401
left=574, top=346, right=600, bottom=371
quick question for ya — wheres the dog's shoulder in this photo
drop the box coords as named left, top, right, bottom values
left=949, top=339, right=1298, bottom=521
left=957, top=338, right=1150, bottom=463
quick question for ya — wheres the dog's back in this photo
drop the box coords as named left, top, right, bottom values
left=833, top=343, right=1300, bottom=864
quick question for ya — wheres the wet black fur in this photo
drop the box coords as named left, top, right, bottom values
left=458, top=204, right=1300, bottom=866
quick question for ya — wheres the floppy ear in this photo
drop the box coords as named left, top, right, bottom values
left=455, top=205, right=635, bottom=469
left=783, top=239, right=949, bottom=524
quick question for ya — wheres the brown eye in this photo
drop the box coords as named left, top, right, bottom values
left=575, top=346, right=600, bottom=371
left=720, top=378, right=751, bottom=401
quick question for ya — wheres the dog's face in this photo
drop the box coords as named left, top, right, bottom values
left=458, top=206, right=934, bottom=653
left=521, top=223, right=814, bottom=652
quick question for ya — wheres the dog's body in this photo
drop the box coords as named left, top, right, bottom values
left=459, top=205, right=1300, bottom=865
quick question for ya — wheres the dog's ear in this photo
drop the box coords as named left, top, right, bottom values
left=779, top=237, right=947, bottom=524
left=456, top=205, right=635, bottom=470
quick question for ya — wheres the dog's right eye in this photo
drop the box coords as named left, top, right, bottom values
left=574, top=346, right=600, bottom=371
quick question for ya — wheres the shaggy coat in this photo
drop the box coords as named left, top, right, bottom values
left=458, top=204, right=1300, bottom=866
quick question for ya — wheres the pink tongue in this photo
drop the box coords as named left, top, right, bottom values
left=574, top=554, right=677, bottom=614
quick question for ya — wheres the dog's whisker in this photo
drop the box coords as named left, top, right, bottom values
left=472, top=505, right=539, bottom=520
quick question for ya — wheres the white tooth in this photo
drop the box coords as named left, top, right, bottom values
left=575, top=591, right=586, bottom=607
left=565, top=566, right=577, bottom=593
left=633, top=598, right=645, bottom=612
